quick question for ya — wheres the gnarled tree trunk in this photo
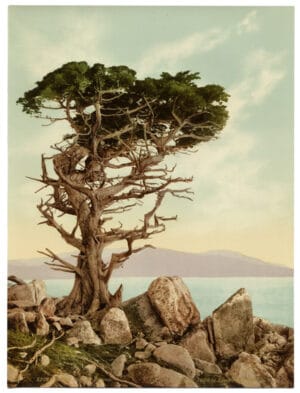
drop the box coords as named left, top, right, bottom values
left=56, top=248, right=123, bottom=316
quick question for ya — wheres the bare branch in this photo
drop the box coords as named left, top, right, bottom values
left=37, top=201, right=83, bottom=250
left=38, top=248, right=82, bottom=276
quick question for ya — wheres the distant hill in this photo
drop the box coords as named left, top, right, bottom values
left=8, top=248, right=293, bottom=280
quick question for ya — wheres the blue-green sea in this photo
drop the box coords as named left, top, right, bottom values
left=45, top=277, right=293, bottom=327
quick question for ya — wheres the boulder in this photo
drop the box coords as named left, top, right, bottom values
left=24, top=311, right=37, bottom=323
left=256, top=331, right=287, bottom=357
left=253, top=317, right=275, bottom=343
left=39, top=297, right=56, bottom=317
left=254, top=326, right=293, bottom=383
left=135, top=337, right=148, bottom=350
left=8, top=364, right=23, bottom=384
left=153, top=344, right=196, bottom=379
left=66, top=320, right=101, bottom=345
left=276, top=367, right=290, bottom=388
left=52, top=322, right=62, bottom=331
left=40, top=354, right=50, bottom=367
left=179, top=325, right=216, bottom=363
left=36, top=312, right=50, bottom=336
left=203, top=316, right=215, bottom=344
left=111, top=382, right=121, bottom=387
left=8, top=300, right=37, bottom=309
left=253, top=316, right=293, bottom=342
left=8, top=311, right=29, bottom=334
left=127, top=362, right=198, bottom=388
left=227, top=352, right=276, bottom=388
left=55, top=373, right=78, bottom=387
left=84, top=364, right=97, bottom=376
left=147, top=276, right=200, bottom=336
left=193, top=358, right=222, bottom=375
left=95, top=378, right=105, bottom=387
left=59, top=317, right=73, bottom=327
left=66, top=337, right=79, bottom=347
left=134, top=351, right=152, bottom=360
left=284, top=353, right=294, bottom=381
left=99, top=307, right=132, bottom=344
left=145, top=343, right=156, bottom=353
left=111, top=354, right=127, bottom=377
left=123, top=293, right=171, bottom=341
left=8, top=280, right=46, bottom=305
left=155, top=341, right=168, bottom=347
left=41, top=373, right=79, bottom=388
left=212, top=288, right=254, bottom=358
left=79, top=375, right=92, bottom=387
left=47, top=316, right=60, bottom=323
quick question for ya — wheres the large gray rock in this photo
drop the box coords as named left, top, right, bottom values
left=135, top=337, right=148, bottom=350
left=8, top=311, right=29, bottom=334
left=8, top=280, right=46, bottom=305
left=8, top=300, right=37, bottom=309
left=127, top=362, right=198, bottom=387
left=253, top=316, right=293, bottom=342
left=179, top=325, right=216, bottom=363
left=193, top=358, right=222, bottom=375
left=84, top=364, right=97, bottom=376
left=66, top=320, right=101, bottom=345
left=153, top=344, right=196, bottom=379
left=99, top=307, right=132, bottom=344
left=38, top=297, right=56, bottom=317
left=79, top=375, right=92, bottom=387
left=41, top=373, right=79, bottom=388
left=36, top=312, right=50, bottom=336
left=212, top=288, right=254, bottom=358
left=135, top=351, right=152, bottom=360
left=95, top=378, right=105, bottom=387
left=147, top=276, right=200, bottom=336
left=227, top=352, right=276, bottom=388
left=59, top=317, right=73, bottom=327
left=253, top=318, right=293, bottom=384
left=8, top=364, right=23, bottom=384
left=111, top=354, right=127, bottom=377
left=256, top=331, right=287, bottom=358
left=284, top=352, right=294, bottom=382
left=24, top=311, right=37, bottom=323
left=123, top=293, right=171, bottom=341
left=40, top=354, right=50, bottom=367
left=276, top=367, right=290, bottom=388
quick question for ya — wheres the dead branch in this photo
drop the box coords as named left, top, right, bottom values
left=8, top=275, right=27, bottom=285
left=38, top=248, right=82, bottom=276
left=37, top=201, right=83, bottom=250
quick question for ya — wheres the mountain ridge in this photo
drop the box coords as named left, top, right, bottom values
left=8, top=248, right=293, bottom=280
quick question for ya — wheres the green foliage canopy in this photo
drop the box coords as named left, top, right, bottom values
left=17, top=61, right=229, bottom=154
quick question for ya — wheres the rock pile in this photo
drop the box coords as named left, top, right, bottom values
left=7, top=276, right=294, bottom=388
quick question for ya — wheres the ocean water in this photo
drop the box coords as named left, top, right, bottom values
left=45, top=277, right=294, bottom=327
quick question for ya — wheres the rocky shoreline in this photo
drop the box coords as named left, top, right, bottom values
left=8, top=276, right=294, bottom=388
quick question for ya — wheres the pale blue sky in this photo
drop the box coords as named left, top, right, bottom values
left=8, top=6, right=294, bottom=266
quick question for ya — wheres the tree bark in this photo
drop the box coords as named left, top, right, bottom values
left=56, top=248, right=116, bottom=316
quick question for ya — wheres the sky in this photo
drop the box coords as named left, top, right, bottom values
left=7, top=6, right=294, bottom=267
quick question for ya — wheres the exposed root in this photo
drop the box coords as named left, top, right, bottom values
left=19, top=331, right=64, bottom=377
left=8, top=337, right=37, bottom=351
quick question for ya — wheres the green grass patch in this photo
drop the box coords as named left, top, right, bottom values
left=7, top=329, right=137, bottom=387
